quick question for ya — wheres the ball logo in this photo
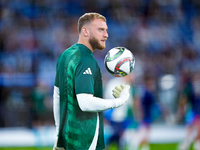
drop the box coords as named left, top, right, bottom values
left=106, top=47, right=125, bottom=62
left=116, top=58, right=131, bottom=69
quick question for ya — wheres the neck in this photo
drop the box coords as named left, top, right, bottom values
left=78, top=38, right=94, bottom=52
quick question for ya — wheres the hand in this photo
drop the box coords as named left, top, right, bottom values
left=112, top=84, right=130, bottom=108
left=53, top=138, right=65, bottom=150
left=53, top=147, right=65, bottom=150
left=112, top=84, right=125, bottom=98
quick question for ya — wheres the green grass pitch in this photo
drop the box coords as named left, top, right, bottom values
left=0, top=143, right=195, bottom=150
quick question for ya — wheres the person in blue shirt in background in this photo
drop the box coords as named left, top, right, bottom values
left=136, top=74, right=156, bottom=150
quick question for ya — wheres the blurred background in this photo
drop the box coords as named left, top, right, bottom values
left=0, top=0, right=200, bottom=149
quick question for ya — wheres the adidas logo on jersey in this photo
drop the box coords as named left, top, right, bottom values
left=83, top=68, right=92, bottom=75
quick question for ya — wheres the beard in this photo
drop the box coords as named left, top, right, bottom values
left=89, top=34, right=105, bottom=50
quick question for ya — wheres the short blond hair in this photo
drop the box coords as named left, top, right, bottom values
left=78, top=12, right=106, bottom=34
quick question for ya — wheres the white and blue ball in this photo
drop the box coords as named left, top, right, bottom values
left=104, top=47, right=135, bottom=77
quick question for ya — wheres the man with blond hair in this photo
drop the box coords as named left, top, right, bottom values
left=53, top=12, right=130, bottom=150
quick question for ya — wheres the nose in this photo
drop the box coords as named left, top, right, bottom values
left=104, top=31, right=108, bottom=38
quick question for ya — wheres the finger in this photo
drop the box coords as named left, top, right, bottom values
left=112, top=89, right=121, bottom=95
left=113, top=92, right=119, bottom=98
left=120, top=84, right=125, bottom=89
left=115, top=86, right=123, bottom=92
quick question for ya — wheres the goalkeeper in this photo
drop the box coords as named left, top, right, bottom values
left=53, top=12, right=130, bottom=150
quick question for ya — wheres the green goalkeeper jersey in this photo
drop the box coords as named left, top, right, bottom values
left=54, top=43, right=105, bottom=150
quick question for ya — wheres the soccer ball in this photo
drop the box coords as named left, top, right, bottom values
left=104, top=47, right=135, bottom=77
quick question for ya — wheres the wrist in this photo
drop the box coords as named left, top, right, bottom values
left=113, top=98, right=123, bottom=108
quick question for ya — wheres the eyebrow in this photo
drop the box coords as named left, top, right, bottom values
left=99, top=27, right=108, bottom=31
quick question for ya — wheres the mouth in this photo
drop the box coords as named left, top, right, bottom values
left=101, top=39, right=107, bottom=43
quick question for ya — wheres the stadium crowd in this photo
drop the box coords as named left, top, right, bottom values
left=0, top=0, right=200, bottom=148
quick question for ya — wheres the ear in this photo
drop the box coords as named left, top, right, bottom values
left=82, top=27, right=89, bottom=37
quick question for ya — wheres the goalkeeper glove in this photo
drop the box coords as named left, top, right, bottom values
left=112, top=84, right=125, bottom=98
left=53, top=147, right=65, bottom=150
left=53, top=138, right=65, bottom=150
left=112, top=84, right=130, bottom=108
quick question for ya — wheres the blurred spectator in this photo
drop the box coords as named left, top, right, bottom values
left=135, top=74, right=157, bottom=150
left=158, top=74, right=177, bottom=125
left=29, top=81, right=53, bottom=127
left=178, top=71, right=200, bottom=150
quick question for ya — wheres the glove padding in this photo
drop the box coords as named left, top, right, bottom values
left=112, top=84, right=125, bottom=98
left=112, top=84, right=130, bottom=108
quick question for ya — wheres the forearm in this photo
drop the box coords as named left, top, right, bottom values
left=77, top=94, right=116, bottom=112
left=77, top=85, right=130, bottom=112
left=77, top=93, right=121, bottom=112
